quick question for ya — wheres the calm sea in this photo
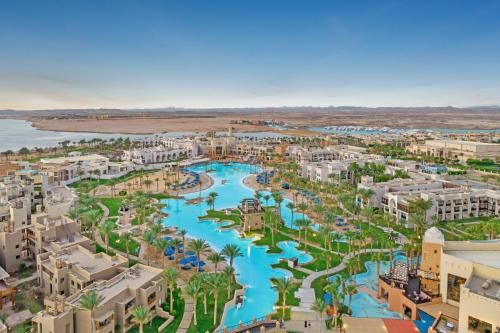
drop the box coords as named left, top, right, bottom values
left=0, top=119, right=287, bottom=151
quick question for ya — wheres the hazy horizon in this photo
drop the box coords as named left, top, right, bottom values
left=1, top=1, right=500, bottom=110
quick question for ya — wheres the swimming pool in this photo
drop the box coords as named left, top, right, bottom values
left=161, top=162, right=313, bottom=327
left=326, top=253, right=410, bottom=318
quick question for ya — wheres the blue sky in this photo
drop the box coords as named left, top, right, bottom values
left=1, top=0, right=500, bottom=109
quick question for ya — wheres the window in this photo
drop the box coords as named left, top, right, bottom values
left=16, top=255, right=20, bottom=259
left=447, top=274, right=466, bottom=302
left=15, top=244, right=20, bottom=248
left=468, top=316, right=492, bottom=333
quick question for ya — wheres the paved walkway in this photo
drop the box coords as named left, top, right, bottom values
left=177, top=279, right=194, bottom=333
left=292, top=248, right=394, bottom=313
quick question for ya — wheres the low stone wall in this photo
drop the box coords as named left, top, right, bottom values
left=215, top=287, right=245, bottom=332
left=155, top=307, right=174, bottom=332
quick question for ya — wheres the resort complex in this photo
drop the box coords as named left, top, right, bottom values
left=0, top=128, right=498, bottom=333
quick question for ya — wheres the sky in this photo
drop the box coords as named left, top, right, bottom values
left=1, top=0, right=500, bottom=110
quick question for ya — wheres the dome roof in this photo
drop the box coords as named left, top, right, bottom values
left=424, top=227, right=445, bottom=245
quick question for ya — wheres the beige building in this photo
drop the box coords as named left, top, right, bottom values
left=0, top=176, right=34, bottom=272
left=408, top=140, right=500, bottom=163
left=32, top=264, right=167, bottom=333
left=358, top=178, right=500, bottom=224
left=37, top=244, right=128, bottom=298
left=26, top=213, right=92, bottom=259
left=378, top=227, right=500, bottom=333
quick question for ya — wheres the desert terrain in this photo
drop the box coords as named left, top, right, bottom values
left=1, top=107, right=499, bottom=134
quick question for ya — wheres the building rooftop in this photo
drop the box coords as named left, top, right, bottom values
left=40, top=154, right=108, bottom=164
left=419, top=302, right=459, bottom=321
left=51, top=246, right=125, bottom=274
left=444, top=250, right=500, bottom=269
left=67, top=264, right=161, bottom=306
left=466, top=274, right=500, bottom=301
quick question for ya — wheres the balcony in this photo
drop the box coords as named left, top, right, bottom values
left=147, top=293, right=156, bottom=305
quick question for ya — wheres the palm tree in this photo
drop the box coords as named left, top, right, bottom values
left=272, top=192, right=283, bottom=217
left=162, top=267, right=181, bottom=311
left=410, top=213, right=427, bottom=238
left=141, top=230, right=156, bottom=265
left=221, top=266, right=237, bottom=298
left=297, top=202, right=308, bottom=219
left=108, top=178, right=118, bottom=197
left=409, top=197, right=433, bottom=223
left=345, top=284, right=357, bottom=308
left=121, top=232, right=133, bottom=260
left=221, top=244, right=243, bottom=267
left=206, top=196, right=215, bottom=210
left=371, top=251, right=384, bottom=292
left=311, top=298, right=327, bottom=331
left=286, top=202, right=295, bottom=224
left=207, top=273, right=227, bottom=325
left=294, top=218, right=311, bottom=250
left=99, top=220, right=116, bottom=254
left=207, top=252, right=226, bottom=272
left=361, top=207, right=375, bottom=227
left=185, top=278, right=202, bottom=326
left=82, top=209, right=101, bottom=240
left=144, top=179, right=153, bottom=193
left=155, top=177, right=160, bottom=192
left=179, top=229, right=188, bottom=251
left=272, top=277, right=293, bottom=318
left=263, top=194, right=271, bottom=208
left=188, top=239, right=210, bottom=272
left=208, top=192, right=218, bottom=209
left=321, top=250, right=332, bottom=274
left=332, top=232, right=343, bottom=254
left=324, top=277, right=344, bottom=328
left=346, top=258, right=356, bottom=282
left=293, top=218, right=306, bottom=246
left=358, top=188, right=375, bottom=208
left=267, top=210, right=280, bottom=247
left=155, top=238, right=171, bottom=267
left=131, top=305, right=149, bottom=333
left=254, top=191, right=262, bottom=202
left=79, top=291, right=104, bottom=333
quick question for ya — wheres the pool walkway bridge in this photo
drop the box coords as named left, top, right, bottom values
left=217, top=315, right=282, bottom=333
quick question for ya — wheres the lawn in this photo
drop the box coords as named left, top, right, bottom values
left=187, top=285, right=238, bottom=333
left=99, top=197, right=123, bottom=217
left=11, top=322, right=31, bottom=333
left=162, top=289, right=185, bottom=333
left=199, top=209, right=242, bottom=229
left=271, top=261, right=309, bottom=279
left=250, top=228, right=293, bottom=253
left=127, top=316, right=167, bottom=333
left=300, top=246, right=341, bottom=272
left=69, top=170, right=159, bottom=191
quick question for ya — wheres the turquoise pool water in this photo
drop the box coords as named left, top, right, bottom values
left=161, top=162, right=313, bottom=327
left=327, top=253, right=411, bottom=318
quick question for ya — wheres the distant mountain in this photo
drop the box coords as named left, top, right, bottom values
left=0, top=105, right=498, bottom=118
